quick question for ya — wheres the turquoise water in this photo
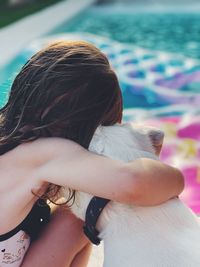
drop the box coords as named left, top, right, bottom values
left=52, top=6, right=200, bottom=59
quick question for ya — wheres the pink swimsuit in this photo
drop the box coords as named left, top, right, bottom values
left=0, top=200, right=50, bottom=267
left=0, top=231, right=30, bottom=267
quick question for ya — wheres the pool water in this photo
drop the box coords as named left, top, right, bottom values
left=52, top=5, right=200, bottom=59
left=0, top=3, right=200, bottom=213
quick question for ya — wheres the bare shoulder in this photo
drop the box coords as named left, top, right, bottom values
left=15, top=137, right=84, bottom=166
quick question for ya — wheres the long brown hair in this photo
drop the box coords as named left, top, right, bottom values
left=0, top=41, right=123, bottom=204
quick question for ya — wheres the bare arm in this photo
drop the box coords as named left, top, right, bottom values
left=127, top=158, right=184, bottom=206
left=31, top=138, right=184, bottom=206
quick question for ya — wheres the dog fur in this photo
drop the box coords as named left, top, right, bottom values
left=65, top=123, right=200, bottom=267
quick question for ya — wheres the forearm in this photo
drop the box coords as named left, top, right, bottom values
left=127, top=158, right=184, bottom=206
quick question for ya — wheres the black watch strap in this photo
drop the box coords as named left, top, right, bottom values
left=83, top=196, right=110, bottom=245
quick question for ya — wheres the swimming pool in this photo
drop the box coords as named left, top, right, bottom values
left=0, top=3, right=200, bottom=213
left=52, top=4, right=200, bottom=59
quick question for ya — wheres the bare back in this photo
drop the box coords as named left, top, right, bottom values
left=0, top=141, right=46, bottom=234
left=0, top=137, right=88, bottom=234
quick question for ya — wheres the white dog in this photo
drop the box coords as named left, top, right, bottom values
left=65, top=123, right=200, bottom=267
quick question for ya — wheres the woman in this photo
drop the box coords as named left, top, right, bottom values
left=0, top=41, right=184, bottom=267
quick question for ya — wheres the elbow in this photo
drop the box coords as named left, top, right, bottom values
left=175, top=167, right=185, bottom=195
left=127, top=166, right=186, bottom=203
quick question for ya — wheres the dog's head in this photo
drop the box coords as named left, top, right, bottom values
left=89, top=123, right=164, bottom=162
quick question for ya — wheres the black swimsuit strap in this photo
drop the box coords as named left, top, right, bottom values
left=0, top=199, right=50, bottom=242
left=83, top=196, right=110, bottom=245
left=0, top=216, right=29, bottom=242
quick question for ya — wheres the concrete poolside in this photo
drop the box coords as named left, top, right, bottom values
left=0, top=0, right=95, bottom=68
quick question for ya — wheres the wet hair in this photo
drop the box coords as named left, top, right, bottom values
left=0, top=41, right=123, bottom=204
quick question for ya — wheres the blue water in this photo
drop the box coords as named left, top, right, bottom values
left=51, top=6, right=200, bottom=59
